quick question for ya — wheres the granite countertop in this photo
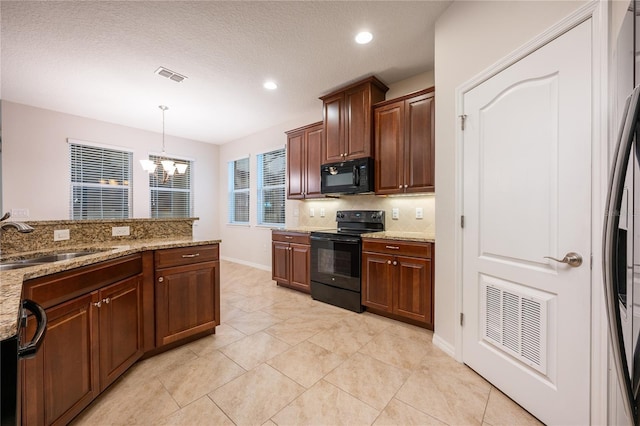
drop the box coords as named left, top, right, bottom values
left=0, top=237, right=221, bottom=341
left=361, top=231, right=435, bottom=243
left=272, top=226, right=335, bottom=234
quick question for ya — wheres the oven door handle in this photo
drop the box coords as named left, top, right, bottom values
left=18, top=299, right=47, bottom=360
left=311, top=236, right=360, bottom=244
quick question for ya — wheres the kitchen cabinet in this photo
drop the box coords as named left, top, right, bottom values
left=361, top=239, right=434, bottom=329
left=374, top=88, right=435, bottom=195
left=154, top=244, right=220, bottom=347
left=286, top=121, right=324, bottom=199
left=272, top=230, right=311, bottom=293
left=320, top=76, right=388, bottom=164
left=21, top=255, right=143, bottom=426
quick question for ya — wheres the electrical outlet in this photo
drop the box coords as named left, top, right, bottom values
left=320, top=208, right=325, bottom=217
left=309, top=208, right=315, bottom=217
left=10, top=208, right=29, bottom=219
left=416, top=207, right=424, bottom=219
left=392, top=208, right=399, bottom=220
left=53, top=229, right=70, bottom=241
left=112, top=226, right=130, bottom=237
left=293, top=208, right=299, bottom=217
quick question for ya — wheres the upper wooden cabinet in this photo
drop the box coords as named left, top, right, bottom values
left=374, top=88, right=435, bottom=195
left=320, top=76, right=388, bottom=164
left=286, top=122, right=324, bottom=199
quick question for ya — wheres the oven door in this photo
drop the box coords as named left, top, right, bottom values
left=310, top=235, right=361, bottom=292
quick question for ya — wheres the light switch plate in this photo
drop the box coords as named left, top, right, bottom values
left=293, top=208, right=299, bottom=217
left=309, top=208, right=315, bottom=217
left=392, top=208, right=399, bottom=220
left=10, top=208, right=29, bottom=219
left=112, top=226, right=130, bottom=237
left=54, top=229, right=70, bottom=241
left=416, top=207, right=424, bottom=219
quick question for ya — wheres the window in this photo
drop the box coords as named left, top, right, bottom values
left=228, top=157, right=250, bottom=224
left=149, top=155, right=193, bottom=218
left=69, top=141, right=132, bottom=220
left=257, top=148, right=285, bottom=226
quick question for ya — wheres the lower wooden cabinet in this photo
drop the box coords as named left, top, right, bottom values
left=362, top=239, right=434, bottom=329
left=271, top=231, right=311, bottom=293
left=154, top=244, right=220, bottom=347
left=21, top=256, right=143, bottom=426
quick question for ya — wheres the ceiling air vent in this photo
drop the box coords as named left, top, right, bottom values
left=154, top=66, right=187, bottom=83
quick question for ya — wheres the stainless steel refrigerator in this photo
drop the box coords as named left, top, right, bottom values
left=604, top=2, right=640, bottom=423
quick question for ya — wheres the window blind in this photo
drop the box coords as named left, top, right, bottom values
left=228, top=157, right=250, bottom=224
left=149, top=154, right=193, bottom=218
left=257, top=148, right=285, bottom=226
left=69, top=142, right=132, bottom=220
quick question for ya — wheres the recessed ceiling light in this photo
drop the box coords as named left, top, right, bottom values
left=264, top=81, right=278, bottom=90
left=355, top=31, right=373, bottom=44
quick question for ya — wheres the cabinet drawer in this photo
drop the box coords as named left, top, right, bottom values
left=154, top=244, right=219, bottom=269
left=23, top=254, right=142, bottom=310
left=272, top=231, right=310, bottom=245
left=362, top=239, right=432, bottom=258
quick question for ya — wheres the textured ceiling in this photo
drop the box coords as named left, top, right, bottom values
left=1, top=1, right=451, bottom=144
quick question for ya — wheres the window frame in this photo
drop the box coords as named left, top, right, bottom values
left=68, top=138, right=133, bottom=220
left=147, top=153, right=194, bottom=219
left=228, top=156, right=251, bottom=225
left=256, top=147, right=286, bottom=227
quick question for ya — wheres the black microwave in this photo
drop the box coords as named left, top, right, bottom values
left=320, top=157, right=374, bottom=194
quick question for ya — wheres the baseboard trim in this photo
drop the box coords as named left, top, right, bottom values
left=433, top=333, right=456, bottom=359
left=220, top=256, right=270, bottom=271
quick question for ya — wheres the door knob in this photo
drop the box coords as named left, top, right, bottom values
left=544, top=252, right=583, bottom=267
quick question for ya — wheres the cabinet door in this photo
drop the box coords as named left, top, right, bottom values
left=323, top=93, right=344, bottom=163
left=305, top=124, right=324, bottom=198
left=404, top=93, right=435, bottom=193
left=287, top=130, right=305, bottom=199
left=374, top=101, right=405, bottom=195
left=361, top=252, right=394, bottom=312
left=156, top=262, right=218, bottom=346
left=289, top=243, right=311, bottom=293
left=394, top=256, right=432, bottom=324
left=272, top=241, right=290, bottom=283
left=344, top=84, right=371, bottom=159
left=99, top=275, right=143, bottom=391
left=22, top=293, right=99, bottom=426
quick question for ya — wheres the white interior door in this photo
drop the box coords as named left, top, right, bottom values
left=462, top=20, right=592, bottom=425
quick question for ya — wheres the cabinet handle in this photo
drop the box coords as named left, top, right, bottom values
left=102, top=297, right=110, bottom=304
left=181, top=253, right=200, bottom=258
left=393, top=261, right=398, bottom=266
left=285, top=236, right=294, bottom=239
left=158, top=277, right=164, bottom=282
left=93, top=301, right=102, bottom=308
left=385, top=246, right=400, bottom=250
left=387, top=260, right=391, bottom=265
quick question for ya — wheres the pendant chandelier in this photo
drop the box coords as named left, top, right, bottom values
left=139, top=105, right=188, bottom=182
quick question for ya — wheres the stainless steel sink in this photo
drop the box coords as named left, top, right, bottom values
left=0, top=250, right=106, bottom=271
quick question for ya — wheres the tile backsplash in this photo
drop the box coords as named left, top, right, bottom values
left=289, top=194, right=435, bottom=233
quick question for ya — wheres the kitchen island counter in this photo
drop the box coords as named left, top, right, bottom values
left=0, top=238, right=221, bottom=341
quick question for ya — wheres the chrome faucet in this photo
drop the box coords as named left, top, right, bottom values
left=0, top=212, right=34, bottom=233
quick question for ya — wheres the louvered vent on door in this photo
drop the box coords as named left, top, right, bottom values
left=481, top=280, right=548, bottom=375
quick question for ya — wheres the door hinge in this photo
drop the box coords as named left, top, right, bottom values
left=460, top=312, right=464, bottom=326
left=459, top=114, right=467, bottom=131
left=460, top=215, right=465, bottom=228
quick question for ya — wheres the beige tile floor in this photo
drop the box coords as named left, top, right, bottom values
left=72, top=260, right=542, bottom=426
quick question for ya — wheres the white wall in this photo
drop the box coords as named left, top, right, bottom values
left=2, top=101, right=220, bottom=239
left=218, top=72, right=435, bottom=269
left=433, top=1, right=588, bottom=352
left=217, top=110, right=321, bottom=269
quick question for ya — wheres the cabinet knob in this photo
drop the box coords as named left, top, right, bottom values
left=93, top=301, right=102, bottom=308
left=404, top=185, right=408, bottom=188
left=393, top=261, right=398, bottom=266
left=343, top=152, right=347, bottom=157
left=387, top=260, right=392, bottom=265
left=158, top=277, right=164, bottom=282
left=103, top=297, right=110, bottom=304
left=399, top=185, right=403, bottom=188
